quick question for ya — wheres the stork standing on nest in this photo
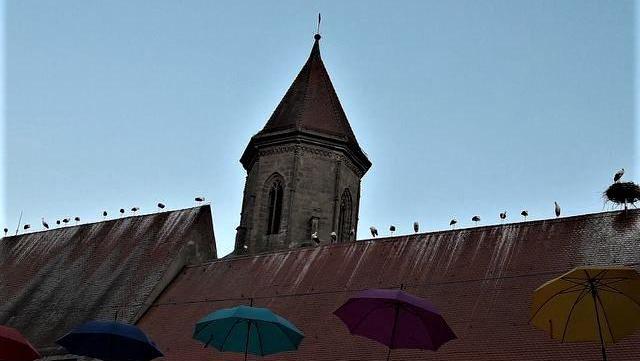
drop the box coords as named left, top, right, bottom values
left=614, top=168, right=625, bottom=183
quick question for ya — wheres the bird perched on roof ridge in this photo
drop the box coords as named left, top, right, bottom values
left=131, top=207, right=139, bottom=214
left=3, top=228, right=8, bottom=236
left=450, top=219, right=457, bottom=228
left=521, top=210, right=528, bottom=220
left=330, top=231, right=337, bottom=243
left=157, top=202, right=166, bottom=210
left=499, top=211, right=507, bottom=221
left=74, top=217, right=80, bottom=223
left=471, top=216, right=481, bottom=225
left=41, top=218, right=49, bottom=230
left=614, top=168, right=625, bottom=183
left=554, top=202, right=561, bottom=217
left=311, top=232, right=320, bottom=245
left=23, top=224, right=30, bottom=230
left=370, top=226, right=378, bottom=238
left=195, top=196, right=205, bottom=203
left=56, top=220, right=61, bottom=226
left=389, top=225, right=396, bottom=235
left=119, top=208, right=125, bottom=216
left=62, top=218, right=70, bottom=225
left=102, top=211, right=108, bottom=218
left=413, top=222, right=419, bottom=233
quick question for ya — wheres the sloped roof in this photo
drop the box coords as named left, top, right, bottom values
left=139, top=210, right=640, bottom=360
left=0, top=205, right=216, bottom=351
left=241, top=35, right=370, bottom=172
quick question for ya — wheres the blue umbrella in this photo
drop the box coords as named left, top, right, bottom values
left=193, top=305, right=304, bottom=360
left=56, top=321, right=163, bottom=361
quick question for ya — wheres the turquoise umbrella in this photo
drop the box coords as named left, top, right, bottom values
left=193, top=305, right=304, bottom=360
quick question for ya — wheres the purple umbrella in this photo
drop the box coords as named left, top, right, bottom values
left=334, top=288, right=456, bottom=360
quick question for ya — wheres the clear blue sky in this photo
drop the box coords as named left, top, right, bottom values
left=3, top=1, right=636, bottom=256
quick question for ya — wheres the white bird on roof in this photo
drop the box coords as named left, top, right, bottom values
left=330, top=231, right=337, bottom=243
left=614, top=168, right=624, bottom=183
left=370, top=226, right=378, bottom=238
left=311, top=232, right=320, bottom=245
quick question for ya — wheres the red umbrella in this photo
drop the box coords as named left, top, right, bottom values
left=0, top=325, right=40, bottom=361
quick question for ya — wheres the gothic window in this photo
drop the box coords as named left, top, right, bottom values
left=266, top=179, right=284, bottom=235
left=338, top=189, right=353, bottom=242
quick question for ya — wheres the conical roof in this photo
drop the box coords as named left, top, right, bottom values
left=241, top=35, right=370, bottom=172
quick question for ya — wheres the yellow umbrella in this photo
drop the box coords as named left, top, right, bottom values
left=530, top=266, right=640, bottom=361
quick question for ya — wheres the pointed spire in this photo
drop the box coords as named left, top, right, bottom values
left=241, top=33, right=371, bottom=173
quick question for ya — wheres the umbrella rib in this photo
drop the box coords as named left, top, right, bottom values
left=255, top=323, right=265, bottom=357
left=594, top=291, right=616, bottom=343
left=529, top=284, right=586, bottom=323
left=560, top=288, right=590, bottom=342
left=348, top=302, right=394, bottom=334
left=598, top=284, right=640, bottom=309
left=219, top=319, right=243, bottom=352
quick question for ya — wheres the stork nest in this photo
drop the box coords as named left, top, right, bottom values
left=604, top=182, right=640, bottom=206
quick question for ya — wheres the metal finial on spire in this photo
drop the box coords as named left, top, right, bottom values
left=315, top=13, right=322, bottom=40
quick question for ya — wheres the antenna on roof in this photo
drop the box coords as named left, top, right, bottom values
left=14, top=211, right=23, bottom=235
left=317, top=13, right=321, bottom=35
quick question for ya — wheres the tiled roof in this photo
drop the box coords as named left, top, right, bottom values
left=139, top=210, right=640, bottom=360
left=240, top=36, right=370, bottom=172
left=0, top=205, right=216, bottom=353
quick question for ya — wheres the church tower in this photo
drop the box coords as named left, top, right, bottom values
left=235, top=34, right=371, bottom=254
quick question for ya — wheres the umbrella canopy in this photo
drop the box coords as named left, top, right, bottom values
left=56, top=321, right=163, bottom=361
left=334, top=288, right=456, bottom=358
left=0, top=325, right=40, bottom=361
left=531, top=266, right=640, bottom=361
left=193, top=305, right=304, bottom=360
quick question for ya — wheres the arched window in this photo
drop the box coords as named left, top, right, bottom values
left=266, top=179, right=284, bottom=235
left=338, top=189, right=353, bottom=242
